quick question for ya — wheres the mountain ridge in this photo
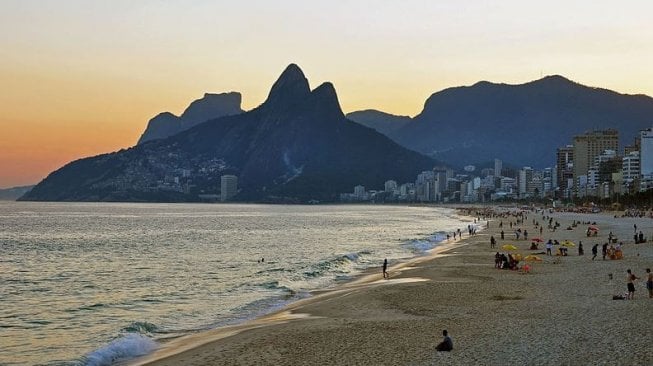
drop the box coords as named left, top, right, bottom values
left=22, top=64, right=435, bottom=203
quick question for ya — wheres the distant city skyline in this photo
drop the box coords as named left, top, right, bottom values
left=2, top=0, right=653, bottom=187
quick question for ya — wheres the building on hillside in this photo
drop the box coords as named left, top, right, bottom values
left=220, top=175, right=238, bottom=201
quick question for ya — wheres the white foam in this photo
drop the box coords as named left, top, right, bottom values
left=83, top=334, right=158, bottom=366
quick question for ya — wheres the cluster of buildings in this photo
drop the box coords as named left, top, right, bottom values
left=342, top=127, right=653, bottom=203
left=557, top=127, right=653, bottom=199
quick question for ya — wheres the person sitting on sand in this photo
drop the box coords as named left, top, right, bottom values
left=436, top=329, right=453, bottom=352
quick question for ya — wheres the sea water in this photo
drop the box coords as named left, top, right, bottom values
left=0, top=202, right=471, bottom=365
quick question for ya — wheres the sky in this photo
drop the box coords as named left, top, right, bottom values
left=1, top=0, right=653, bottom=188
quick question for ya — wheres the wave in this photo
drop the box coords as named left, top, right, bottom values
left=403, top=231, right=449, bottom=253
left=302, top=250, right=368, bottom=278
left=82, top=333, right=158, bottom=366
left=121, top=321, right=159, bottom=334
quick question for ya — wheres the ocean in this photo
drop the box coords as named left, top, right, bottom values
left=0, top=202, right=471, bottom=365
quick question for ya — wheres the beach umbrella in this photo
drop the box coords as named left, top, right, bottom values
left=562, top=240, right=575, bottom=247
left=588, top=226, right=599, bottom=231
left=501, top=244, right=518, bottom=250
left=531, top=237, right=543, bottom=243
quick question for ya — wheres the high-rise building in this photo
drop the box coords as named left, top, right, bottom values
left=556, top=145, right=574, bottom=198
left=622, top=151, right=640, bottom=192
left=220, top=175, right=238, bottom=201
left=640, top=127, right=653, bottom=191
left=518, top=167, right=533, bottom=198
left=494, top=159, right=502, bottom=177
left=384, top=180, right=397, bottom=192
left=572, top=129, right=619, bottom=193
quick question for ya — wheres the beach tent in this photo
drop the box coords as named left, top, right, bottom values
left=501, top=244, right=518, bottom=250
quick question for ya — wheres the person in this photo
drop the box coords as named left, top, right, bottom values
left=500, top=230, right=505, bottom=240
left=626, top=269, right=639, bottom=300
left=647, top=268, right=653, bottom=299
left=436, top=329, right=453, bottom=352
left=591, top=244, right=598, bottom=260
left=382, top=258, right=389, bottom=279
left=490, top=235, right=496, bottom=248
left=447, top=234, right=451, bottom=241
left=494, top=252, right=501, bottom=268
left=546, top=240, right=553, bottom=256
left=578, top=242, right=584, bottom=256
left=602, top=243, right=608, bottom=260
left=524, top=230, right=528, bottom=241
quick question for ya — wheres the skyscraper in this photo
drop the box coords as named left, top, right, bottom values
left=572, top=129, right=619, bottom=194
left=640, top=127, right=653, bottom=190
left=494, top=159, right=502, bottom=177
left=220, top=175, right=238, bottom=201
left=556, top=145, right=574, bottom=198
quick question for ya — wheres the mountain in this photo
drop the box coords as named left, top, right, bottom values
left=0, top=185, right=34, bottom=201
left=346, top=110, right=411, bottom=136
left=358, top=75, right=653, bottom=168
left=137, top=92, right=243, bottom=144
left=21, top=65, right=435, bottom=203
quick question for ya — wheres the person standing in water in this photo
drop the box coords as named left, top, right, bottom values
left=382, top=258, right=389, bottom=279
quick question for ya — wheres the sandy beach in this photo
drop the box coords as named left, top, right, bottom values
left=129, top=208, right=653, bottom=366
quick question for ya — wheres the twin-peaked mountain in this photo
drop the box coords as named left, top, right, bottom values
left=137, top=92, right=243, bottom=144
left=347, top=76, right=653, bottom=168
left=21, top=65, right=435, bottom=202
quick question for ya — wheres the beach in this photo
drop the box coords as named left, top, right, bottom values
left=130, top=208, right=653, bottom=366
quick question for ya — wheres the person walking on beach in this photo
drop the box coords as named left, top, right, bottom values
left=602, top=243, right=608, bottom=260
left=546, top=240, right=553, bottom=256
left=524, top=230, right=528, bottom=241
left=382, top=258, right=389, bottom=279
left=436, top=329, right=453, bottom=352
left=591, top=244, right=598, bottom=260
left=626, top=269, right=639, bottom=300
left=490, top=235, right=496, bottom=248
left=578, top=242, right=584, bottom=256
left=500, top=230, right=505, bottom=240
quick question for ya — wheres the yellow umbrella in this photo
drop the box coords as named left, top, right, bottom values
left=502, top=244, right=518, bottom=250
left=524, top=255, right=543, bottom=262
left=562, top=240, right=575, bottom=247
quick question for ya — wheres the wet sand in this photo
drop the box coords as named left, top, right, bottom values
left=129, top=209, right=653, bottom=366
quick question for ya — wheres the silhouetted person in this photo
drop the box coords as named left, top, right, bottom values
left=591, top=244, right=598, bottom=260
left=578, top=242, right=584, bottom=256
left=436, top=329, right=453, bottom=352
left=500, top=230, right=504, bottom=240
left=382, top=258, right=388, bottom=279
left=490, top=235, right=496, bottom=248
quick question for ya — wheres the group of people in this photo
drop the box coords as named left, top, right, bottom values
left=494, top=252, right=522, bottom=270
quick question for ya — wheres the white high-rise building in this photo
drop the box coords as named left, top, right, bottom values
left=641, top=128, right=653, bottom=178
left=220, top=175, right=238, bottom=201
left=384, top=180, right=397, bottom=192
left=494, top=159, right=502, bottom=177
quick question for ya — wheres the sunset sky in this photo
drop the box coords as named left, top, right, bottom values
left=1, top=0, right=653, bottom=188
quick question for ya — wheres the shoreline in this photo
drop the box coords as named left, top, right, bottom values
left=125, top=209, right=479, bottom=365
left=129, top=207, right=653, bottom=365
